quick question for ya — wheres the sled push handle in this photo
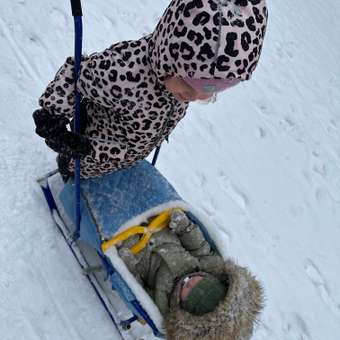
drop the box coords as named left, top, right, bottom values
left=70, top=0, right=82, bottom=16
left=70, top=0, right=83, bottom=239
left=69, top=0, right=162, bottom=240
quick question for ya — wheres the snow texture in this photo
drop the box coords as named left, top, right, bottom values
left=1, top=1, right=340, bottom=340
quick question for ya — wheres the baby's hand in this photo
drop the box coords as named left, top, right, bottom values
left=169, top=209, right=191, bottom=234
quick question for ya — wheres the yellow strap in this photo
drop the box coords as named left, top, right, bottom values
left=130, top=221, right=168, bottom=254
left=149, top=210, right=171, bottom=228
left=101, top=210, right=172, bottom=253
left=101, top=226, right=146, bottom=252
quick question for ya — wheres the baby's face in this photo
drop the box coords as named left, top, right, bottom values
left=180, top=275, right=204, bottom=300
left=164, top=76, right=215, bottom=103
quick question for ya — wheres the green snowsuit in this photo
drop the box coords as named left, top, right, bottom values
left=118, top=222, right=225, bottom=315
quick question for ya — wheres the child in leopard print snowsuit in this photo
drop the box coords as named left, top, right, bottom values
left=33, top=0, right=268, bottom=179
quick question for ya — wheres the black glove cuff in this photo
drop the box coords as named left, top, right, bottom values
left=33, top=108, right=69, bottom=138
left=46, top=131, right=92, bottom=159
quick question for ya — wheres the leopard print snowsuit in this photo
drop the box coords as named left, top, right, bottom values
left=38, top=0, right=268, bottom=179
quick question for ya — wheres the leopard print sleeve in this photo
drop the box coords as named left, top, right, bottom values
left=39, top=48, right=125, bottom=118
left=38, top=57, right=78, bottom=120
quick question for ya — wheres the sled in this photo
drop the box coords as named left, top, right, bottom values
left=37, top=160, right=225, bottom=339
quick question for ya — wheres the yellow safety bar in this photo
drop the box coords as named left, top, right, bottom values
left=101, top=210, right=172, bottom=254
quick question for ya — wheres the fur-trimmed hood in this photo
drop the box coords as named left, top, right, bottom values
left=164, top=259, right=264, bottom=340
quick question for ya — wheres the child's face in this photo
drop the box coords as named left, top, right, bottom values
left=180, top=275, right=203, bottom=300
left=164, top=76, right=215, bottom=103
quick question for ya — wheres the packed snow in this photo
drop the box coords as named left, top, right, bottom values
left=0, top=1, right=339, bottom=339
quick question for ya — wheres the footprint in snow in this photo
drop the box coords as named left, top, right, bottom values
left=283, top=314, right=312, bottom=340
left=255, top=126, right=267, bottom=139
left=312, top=163, right=328, bottom=179
left=218, top=171, right=249, bottom=211
left=254, top=101, right=270, bottom=116
left=194, top=171, right=207, bottom=187
left=330, top=118, right=339, bottom=129
left=305, top=259, right=340, bottom=319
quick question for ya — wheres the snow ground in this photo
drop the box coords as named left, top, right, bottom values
left=0, top=1, right=339, bottom=339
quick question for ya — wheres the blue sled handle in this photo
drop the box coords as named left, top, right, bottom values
left=70, top=0, right=83, bottom=239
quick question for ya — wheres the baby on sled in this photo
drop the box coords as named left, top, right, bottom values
left=116, top=209, right=263, bottom=340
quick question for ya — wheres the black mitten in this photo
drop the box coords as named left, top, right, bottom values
left=33, top=108, right=69, bottom=138
left=33, top=107, right=92, bottom=158
left=46, top=131, right=92, bottom=158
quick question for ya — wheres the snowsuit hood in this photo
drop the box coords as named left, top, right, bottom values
left=149, top=0, right=268, bottom=81
left=165, top=259, right=264, bottom=340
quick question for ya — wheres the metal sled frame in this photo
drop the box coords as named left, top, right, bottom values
left=37, top=170, right=164, bottom=339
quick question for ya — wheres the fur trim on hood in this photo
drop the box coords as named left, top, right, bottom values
left=164, top=259, right=264, bottom=340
